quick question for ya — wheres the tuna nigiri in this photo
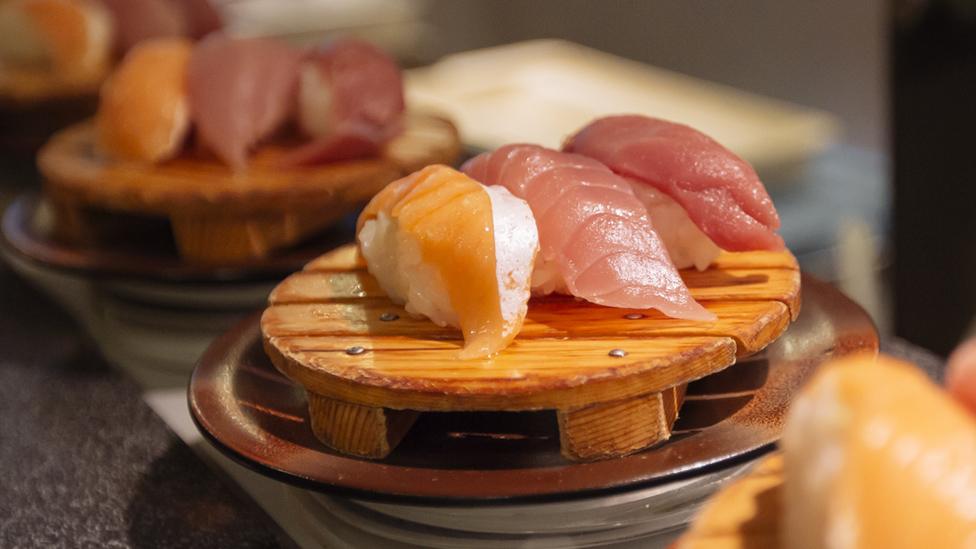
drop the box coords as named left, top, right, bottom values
left=631, top=185, right=721, bottom=271
left=462, top=144, right=713, bottom=321
left=357, top=165, right=539, bottom=358
left=287, top=38, right=405, bottom=165
left=187, top=34, right=302, bottom=169
left=565, top=115, right=783, bottom=252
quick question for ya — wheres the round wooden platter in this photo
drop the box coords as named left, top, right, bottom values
left=37, top=113, right=461, bottom=264
left=190, top=270, right=877, bottom=503
left=261, top=244, right=804, bottom=462
left=0, top=192, right=356, bottom=282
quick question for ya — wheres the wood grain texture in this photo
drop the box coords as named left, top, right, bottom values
left=39, top=115, right=461, bottom=263
left=262, top=244, right=800, bottom=410
left=262, top=244, right=800, bottom=459
left=266, top=335, right=735, bottom=410
left=270, top=268, right=799, bottom=311
left=306, top=392, right=419, bottom=459
left=676, top=454, right=782, bottom=549
left=264, top=301, right=789, bottom=360
left=297, top=245, right=799, bottom=274
left=558, top=384, right=687, bottom=461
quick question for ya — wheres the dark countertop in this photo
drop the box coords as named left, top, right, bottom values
left=0, top=262, right=294, bottom=548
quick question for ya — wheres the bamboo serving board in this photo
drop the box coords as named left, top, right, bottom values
left=675, top=453, right=782, bottom=549
left=262, top=244, right=801, bottom=461
left=37, top=114, right=461, bottom=264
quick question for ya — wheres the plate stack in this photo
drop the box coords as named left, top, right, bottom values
left=288, top=462, right=753, bottom=548
left=0, top=194, right=352, bottom=386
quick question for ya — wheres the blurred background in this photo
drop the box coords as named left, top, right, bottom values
left=3, top=0, right=975, bottom=354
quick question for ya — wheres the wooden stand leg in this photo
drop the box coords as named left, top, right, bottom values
left=306, top=392, right=419, bottom=459
left=557, top=384, right=688, bottom=461
left=170, top=215, right=268, bottom=263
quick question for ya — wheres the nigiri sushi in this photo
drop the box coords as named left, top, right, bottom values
left=357, top=165, right=539, bottom=358
left=782, top=354, right=976, bottom=549
left=287, top=38, right=405, bottom=165
left=97, top=37, right=192, bottom=162
left=631, top=185, right=721, bottom=271
left=462, top=144, right=714, bottom=321
left=565, top=115, right=784, bottom=252
left=187, top=34, right=303, bottom=169
left=0, top=0, right=113, bottom=77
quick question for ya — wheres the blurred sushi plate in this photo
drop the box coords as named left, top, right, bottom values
left=406, top=39, right=839, bottom=183
left=0, top=193, right=355, bottom=386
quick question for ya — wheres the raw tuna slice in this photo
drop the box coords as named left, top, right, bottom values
left=187, top=34, right=302, bottom=169
left=565, top=115, right=783, bottom=252
left=284, top=38, right=404, bottom=165
left=463, top=144, right=713, bottom=321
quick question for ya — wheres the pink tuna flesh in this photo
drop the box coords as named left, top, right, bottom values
left=187, top=34, right=302, bottom=169
left=565, top=114, right=783, bottom=252
left=463, top=144, right=713, bottom=321
left=283, top=38, right=404, bottom=165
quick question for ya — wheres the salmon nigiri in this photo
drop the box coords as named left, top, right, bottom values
left=357, top=165, right=539, bottom=358
left=783, top=354, right=976, bottom=549
left=565, top=115, right=783, bottom=252
left=0, top=0, right=113, bottom=76
left=462, top=144, right=713, bottom=321
left=96, top=37, right=192, bottom=162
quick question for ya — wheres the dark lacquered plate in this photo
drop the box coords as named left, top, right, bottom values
left=188, top=275, right=877, bottom=505
left=0, top=192, right=357, bottom=282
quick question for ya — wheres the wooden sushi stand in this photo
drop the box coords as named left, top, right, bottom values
left=262, top=244, right=802, bottom=462
left=36, top=114, right=460, bottom=264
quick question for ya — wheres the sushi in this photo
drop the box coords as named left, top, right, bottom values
left=0, top=0, right=112, bottom=79
left=631, top=185, right=721, bottom=271
left=94, top=34, right=408, bottom=170
left=187, top=34, right=302, bottom=168
left=462, top=144, right=713, bottom=321
left=286, top=38, right=405, bottom=165
left=565, top=114, right=784, bottom=252
left=357, top=164, right=539, bottom=358
left=97, top=37, right=192, bottom=162
left=782, top=354, right=976, bottom=549
left=678, top=353, right=976, bottom=549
